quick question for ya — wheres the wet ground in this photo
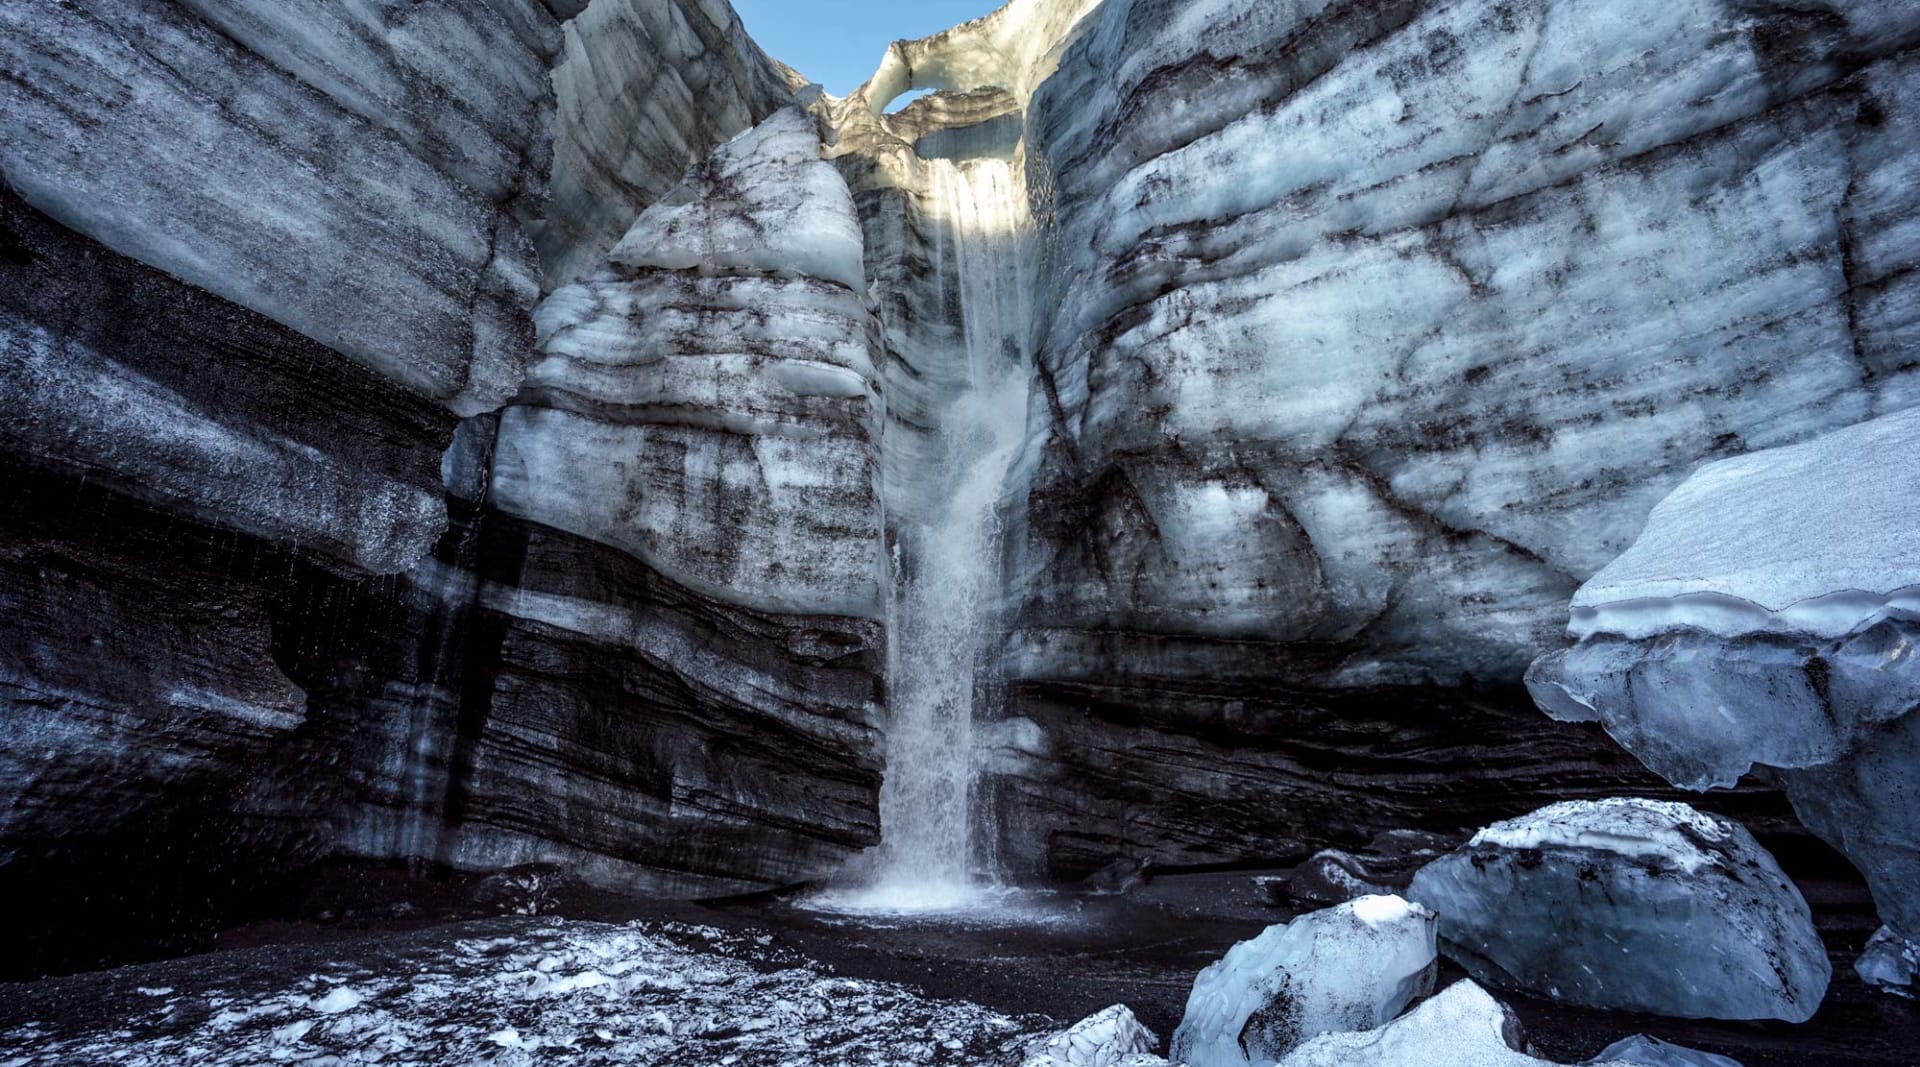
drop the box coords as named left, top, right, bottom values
left=1, top=860, right=1915, bottom=1065
left=722, top=868, right=1920, bottom=1067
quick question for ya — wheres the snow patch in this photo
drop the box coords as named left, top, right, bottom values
left=1469, top=799, right=1727, bottom=875
left=308, top=986, right=364, bottom=1014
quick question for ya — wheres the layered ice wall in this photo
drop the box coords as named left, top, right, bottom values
left=540, top=0, right=804, bottom=288
left=1527, top=408, right=1920, bottom=990
left=0, top=0, right=546, bottom=418
left=418, top=104, right=891, bottom=891
left=0, top=0, right=831, bottom=969
left=498, top=108, right=885, bottom=620
left=988, top=0, right=1920, bottom=878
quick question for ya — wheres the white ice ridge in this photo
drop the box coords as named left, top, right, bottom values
left=1468, top=798, right=1728, bottom=875
left=608, top=107, right=867, bottom=293
left=1571, top=405, right=1920, bottom=641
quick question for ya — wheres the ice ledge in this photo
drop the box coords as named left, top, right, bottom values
left=1570, top=585, right=1920, bottom=641
left=1568, top=406, right=1920, bottom=640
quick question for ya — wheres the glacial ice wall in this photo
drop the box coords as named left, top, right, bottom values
left=1011, top=0, right=1920, bottom=684
left=0, top=0, right=550, bottom=418
left=989, top=0, right=1920, bottom=876
left=0, top=0, right=831, bottom=972
left=498, top=107, right=885, bottom=619
left=540, top=0, right=800, bottom=288
left=379, top=104, right=895, bottom=892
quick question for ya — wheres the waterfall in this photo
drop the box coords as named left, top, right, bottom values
left=825, top=153, right=1034, bottom=911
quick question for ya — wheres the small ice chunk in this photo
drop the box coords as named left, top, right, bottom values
left=308, top=987, right=363, bottom=1014
left=1171, top=894, right=1436, bottom=1067
left=1272, top=852, right=1388, bottom=906
left=1276, top=980, right=1744, bottom=1066
left=1408, top=799, right=1829, bottom=1021
left=1855, top=926, right=1919, bottom=997
left=1022, top=1004, right=1160, bottom=1066
left=1265, top=832, right=1458, bottom=907
left=1586, top=1034, right=1745, bottom=1067
left=1276, top=980, right=1590, bottom=1067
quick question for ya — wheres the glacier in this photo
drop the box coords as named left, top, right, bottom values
left=0, top=0, right=843, bottom=966
left=499, top=104, right=886, bottom=621
left=991, top=0, right=1920, bottom=880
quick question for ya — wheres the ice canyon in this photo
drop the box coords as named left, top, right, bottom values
left=2, top=0, right=1919, bottom=1062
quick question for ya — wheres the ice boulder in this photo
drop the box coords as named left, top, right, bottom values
left=1407, top=799, right=1828, bottom=1021
left=1170, top=895, right=1436, bottom=1067
left=1526, top=408, right=1920, bottom=994
left=1023, top=1005, right=1162, bottom=1067
left=1272, top=980, right=1739, bottom=1067
left=1585, top=1035, right=1744, bottom=1067
left=1856, top=926, right=1920, bottom=996
left=1272, top=980, right=1545, bottom=1067
left=1261, top=854, right=1386, bottom=908
left=1263, top=830, right=1457, bottom=907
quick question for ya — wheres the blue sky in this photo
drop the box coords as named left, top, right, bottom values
left=732, top=0, right=1000, bottom=95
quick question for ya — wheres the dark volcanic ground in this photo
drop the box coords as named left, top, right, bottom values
left=0, top=859, right=1914, bottom=1065
left=730, top=869, right=1920, bottom=1067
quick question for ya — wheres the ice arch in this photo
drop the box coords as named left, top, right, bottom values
left=855, top=0, right=1104, bottom=114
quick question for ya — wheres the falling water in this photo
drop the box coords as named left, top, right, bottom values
left=822, top=154, right=1033, bottom=912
